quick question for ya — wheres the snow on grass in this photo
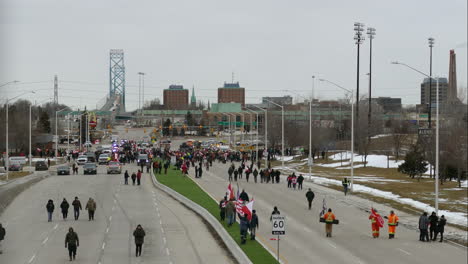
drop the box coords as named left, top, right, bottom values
left=276, top=155, right=300, bottom=162
left=325, top=152, right=403, bottom=169
left=461, top=180, right=467, bottom=188
left=276, top=166, right=468, bottom=227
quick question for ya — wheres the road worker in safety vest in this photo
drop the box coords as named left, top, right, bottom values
left=323, top=209, right=336, bottom=237
left=387, top=210, right=399, bottom=239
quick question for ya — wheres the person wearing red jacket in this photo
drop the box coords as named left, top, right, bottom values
left=369, top=209, right=382, bottom=238
left=136, top=170, right=142, bottom=185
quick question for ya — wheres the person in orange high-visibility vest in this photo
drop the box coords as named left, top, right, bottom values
left=369, top=209, right=381, bottom=238
left=323, top=209, right=336, bottom=237
left=387, top=210, right=399, bottom=239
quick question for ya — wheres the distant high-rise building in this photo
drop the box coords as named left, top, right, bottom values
left=421, top=77, right=449, bottom=107
left=163, top=85, right=189, bottom=110
left=218, top=82, right=245, bottom=106
left=262, top=96, right=293, bottom=107
left=448, top=49, right=458, bottom=103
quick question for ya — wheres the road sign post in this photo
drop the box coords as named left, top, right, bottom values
left=272, top=215, right=285, bottom=262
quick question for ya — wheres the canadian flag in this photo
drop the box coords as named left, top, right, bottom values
left=241, top=199, right=254, bottom=221
left=226, top=183, right=235, bottom=201
left=371, top=208, right=384, bottom=228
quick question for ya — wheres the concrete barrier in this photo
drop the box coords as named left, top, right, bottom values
left=151, top=173, right=252, bottom=264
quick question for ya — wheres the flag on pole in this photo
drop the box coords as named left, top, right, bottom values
left=371, top=208, right=384, bottom=228
left=235, top=198, right=244, bottom=215
left=226, top=183, right=234, bottom=200
left=242, top=199, right=254, bottom=220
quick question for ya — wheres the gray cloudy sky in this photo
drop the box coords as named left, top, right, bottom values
left=1, top=0, right=466, bottom=111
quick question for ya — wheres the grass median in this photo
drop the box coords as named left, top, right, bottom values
left=155, top=169, right=279, bottom=264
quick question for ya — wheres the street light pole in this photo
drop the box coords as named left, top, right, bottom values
left=367, top=27, right=376, bottom=141
left=245, top=108, right=259, bottom=163
left=391, top=61, right=440, bottom=214
left=319, top=79, right=355, bottom=192
left=263, top=99, right=284, bottom=169
left=251, top=105, right=267, bottom=167
left=428, top=38, right=434, bottom=129
left=354, top=22, right=365, bottom=152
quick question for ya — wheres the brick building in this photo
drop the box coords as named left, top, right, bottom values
left=218, top=82, right=245, bottom=106
left=163, top=85, right=189, bottom=110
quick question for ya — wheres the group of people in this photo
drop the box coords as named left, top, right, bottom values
left=46, top=197, right=96, bottom=222
left=124, top=170, right=142, bottom=185
left=418, top=211, right=447, bottom=242
left=287, top=173, right=305, bottom=190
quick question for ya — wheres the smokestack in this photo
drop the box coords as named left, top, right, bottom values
left=448, top=49, right=458, bottom=103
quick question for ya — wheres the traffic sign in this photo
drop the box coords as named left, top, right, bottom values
left=272, top=215, right=285, bottom=235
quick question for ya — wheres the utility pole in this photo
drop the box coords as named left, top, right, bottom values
left=367, top=27, right=376, bottom=141
left=54, top=75, right=58, bottom=106
left=428, top=37, right=434, bottom=128
left=354, top=22, right=365, bottom=151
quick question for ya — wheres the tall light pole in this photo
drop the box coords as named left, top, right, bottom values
left=55, top=107, right=69, bottom=158
left=391, top=61, right=440, bottom=214
left=428, top=38, right=434, bottom=129
left=319, top=79, right=355, bottom=192
left=354, top=22, right=365, bottom=151
left=251, top=105, right=267, bottom=167
left=367, top=27, right=376, bottom=141
left=5, top=89, right=34, bottom=180
left=263, top=99, right=284, bottom=169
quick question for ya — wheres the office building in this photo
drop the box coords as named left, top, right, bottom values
left=163, top=85, right=189, bottom=110
left=218, top=82, right=245, bottom=106
left=372, top=97, right=402, bottom=113
left=421, top=77, right=449, bottom=108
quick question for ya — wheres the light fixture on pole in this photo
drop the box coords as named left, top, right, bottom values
left=319, top=78, right=355, bottom=192
left=263, top=99, right=284, bottom=169
left=428, top=37, right=435, bottom=129
left=391, top=61, right=440, bottom=214
left=354, top=22, right=365, bottom=150
left=367, top=27, right=376, bottom=141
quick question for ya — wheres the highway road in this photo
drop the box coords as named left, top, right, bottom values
left=0, top=139, right=232, bottom=263
left=163, top=138, right=467, bottom=264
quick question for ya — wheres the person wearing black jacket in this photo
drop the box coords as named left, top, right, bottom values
left=305, top=188, right=315, bottom=210
left=65, top=227, right=79, bottom=261
left=250, top=210, right=259, bottom=240
left=0, top=223, right=5, bottom=254
left=253, top=168, right=258, bottom=183
left=297, top=175, right=304, bottom=190
left=428, top=211, right=439, bottom=241
left=60, top=198, right=70, bottom=220
left=72, top=197, right=82, bottom=221
left=239, top=190, right=249, bottom=202
left=46, top=199, right=55, bottom=222
left=434, top=215, right=446, bottom=242
left=270, top=206, right=280, bottom=221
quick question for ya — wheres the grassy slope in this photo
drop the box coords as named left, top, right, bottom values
left=156, top=169, right=279, bottom=264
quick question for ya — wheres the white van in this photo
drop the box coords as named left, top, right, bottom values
left=9, top=156, right=27, bottom=165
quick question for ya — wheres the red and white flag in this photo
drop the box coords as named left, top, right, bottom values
left=226, top=183, right=235, bottom=201
left=242, top=199, right=254, bottom=221
left=235, top=198, right=244, bottom=215
left=371, top=208, right=384, bottom=228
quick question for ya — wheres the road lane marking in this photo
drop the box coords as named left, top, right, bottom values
left=326, top=241, right=337, bottom=249
left=102, top=242, right=106, bottom=250
left=109, top=216, right=112, bottom=221
left=53, top=224, right=58, bottom=230
left=112, top=206, right=115, bottom=211
left=106, top=227, right=109, bottom=233
left=159, top=220, right=162, bottom=225
left=42, top=237, right=49, bottom=244
left=397, top=248, right=411, bottom=255
left=163, top=237, right=167, bottom=244
left=166, top=248, right=170, bottom=256
left=161, top=227, right=165, bottom=234
left=28, top=254, right=36, bottom=263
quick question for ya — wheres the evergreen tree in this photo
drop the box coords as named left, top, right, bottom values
left=38, top=111, right=51, bottom=133
left=398, top=144, right=428, bottom=181
left=163, top=118, right=171, bottom=136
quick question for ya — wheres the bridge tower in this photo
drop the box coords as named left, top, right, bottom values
left=109, top=49, right=126, bottom=112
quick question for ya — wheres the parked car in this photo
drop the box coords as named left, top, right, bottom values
left=85, top=152, right=96, bottom=163
left=57, top=165, right=70, bottom=175
left=9, top=162, right=22, bottom=171
left=83, top=163, right=97, bottom=175
left=137, top=154, right=149, bottom=166
left=35, top=161, right=48, bottom=171
left=77, top=155, right=88, bottom=165
left=107, top=161, right=122, bottom=174
left=98, top=154, right=110, bottom=165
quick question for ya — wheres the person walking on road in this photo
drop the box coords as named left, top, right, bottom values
left=136, top=170, right=142, bottom=185
left=323, top=208, right=336, bottom=237
left=65, top=227, right=79, bottom=261
left=131, top=172, right=137, bottom=185
left=124, top=170, right=129, bottom=185
left=85, top=198, right=96, bottom=221
left=250, top=210, right=259, bottom=240
left=342, top=177, right=349, bottom=195
left=133, top=225, right=146, bottom=257
left=226, top=199, right=236, bottom=227
left=60, top=198, right=70, bottom=220
left=253, top=168, right=258, bottom=183
left=305, top=188, right=315, bottom=210
left=228, top=165, right=234, bottom=182
left=0, top=223, right=5, bottom=254
left=428, top=211, right=439, bottom=241
left=270, top=206, right=280, bottom=221
left=239, top=215, right=249, bottom=244
left=434, top=215, right=446, bottom=242
left=369, top=209, right=382, bottom=238
left=72, top=197, right=82, bottom=221
left=419, top=212, right=430, bottom=242
left=233, top=169, right=238, bottom=182
left=297, top=174, right=304, bottom=190
left=387, top=210, right=399, bottom=239
left=46, top=199, right=55, bottom=222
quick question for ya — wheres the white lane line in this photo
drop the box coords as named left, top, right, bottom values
left=112, top=206, right=115, bottom=211
left=397, top=248, right=411, bottom=255
left=159, top=220, right=162, bottom=225
left=53, top=224, right=58, bottom=230
left=28, top=254, right=36, bottom=263
left=109, top=216, right=112, bottom=221
left=114, top=199, right=117, bottom=204
left=42, top=237, right=49, bottom=244
left=166, top=248, right=170, bottom=256
left=102, top=242, right=106, bottom=250
left=326, top=241, right=337, bottom=249
left=106, top=227, right=109, bottom=233
left=161, top=227, right=165, bottom=234
left=163, top=237, right=167, bottom=244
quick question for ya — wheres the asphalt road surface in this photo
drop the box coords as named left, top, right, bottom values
left=0, top=153, right=231, bottom=263
left=164, top=137, right=467, bottom=264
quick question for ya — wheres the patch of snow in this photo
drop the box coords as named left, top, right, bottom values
left=276, top=155, right=300, bottom=162
left=370, top=134, right=391, bottom=139
left=461, top=180, right=467, bottom=188
left=325, top=152, right=403, bottom=169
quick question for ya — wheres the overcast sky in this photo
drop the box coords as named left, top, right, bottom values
left=1, top=0, right=466, bottom=111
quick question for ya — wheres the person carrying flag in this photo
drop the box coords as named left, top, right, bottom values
left=369, top=208, right=384, bottom=238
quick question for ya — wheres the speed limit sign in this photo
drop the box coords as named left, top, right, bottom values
left=272, top=215, right=285, bottom=235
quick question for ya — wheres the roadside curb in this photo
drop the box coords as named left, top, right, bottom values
left=150, top=172, right=253, bottom=264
